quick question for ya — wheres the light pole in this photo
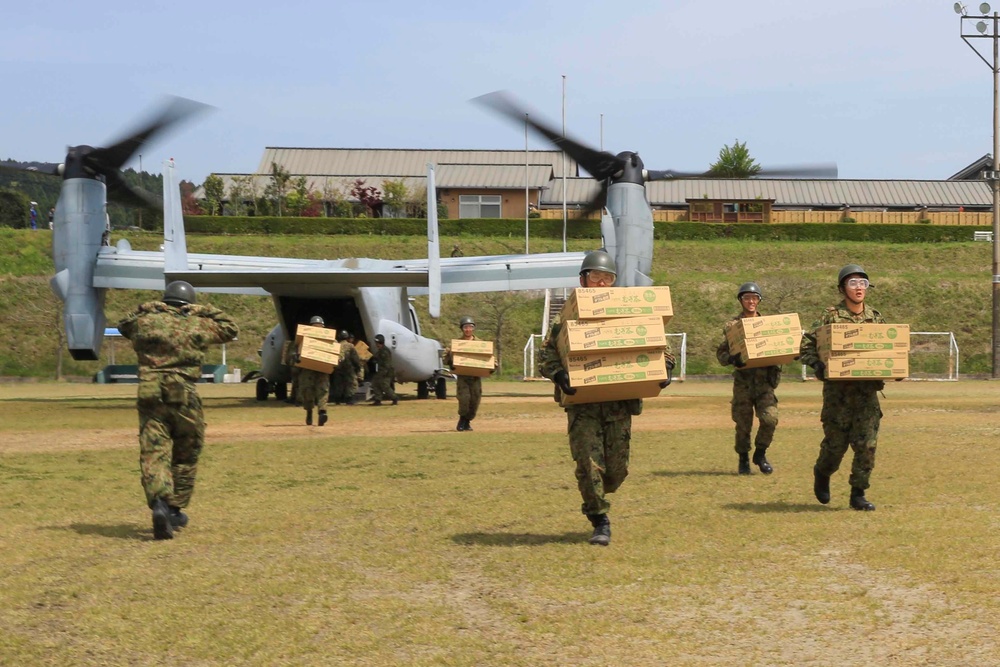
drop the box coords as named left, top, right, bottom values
left=956, top=1, right=1000, bottom=378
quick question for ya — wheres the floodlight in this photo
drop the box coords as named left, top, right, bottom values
left=955, top=2, right=968, bottom=14
left=978, top=20, right=989, bottom=32
left=980, top=3, right=991, bottom=13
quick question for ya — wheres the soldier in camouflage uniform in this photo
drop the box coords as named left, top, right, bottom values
left=799, top=264, right=887, bottom=511
left=281, top=338, right=301, bottom=405
left=369, top=334, right=399, bottom=406
left=296, top=316, right=331, bottom=426
left=538, top=251, right=675, bottom=546
left=716, top=282, right=781, bottom=475
left=331, top=329, right=364, bottom=405
left=443, top=316, right=495, bottom=431
left=118, top=281, right=238, bottom=540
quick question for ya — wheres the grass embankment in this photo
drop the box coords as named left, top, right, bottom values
left=1, top=381, right=999, bottom=665
left=0, top=228, right=992, bottom=378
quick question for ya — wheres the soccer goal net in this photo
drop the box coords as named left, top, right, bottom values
left=800, top=331, right=960, bottom=381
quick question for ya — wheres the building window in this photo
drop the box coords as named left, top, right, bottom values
left=459, top=194, right=501, bottom=219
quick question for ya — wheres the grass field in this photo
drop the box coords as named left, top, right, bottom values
left=2, top=378, right=999, bottom=666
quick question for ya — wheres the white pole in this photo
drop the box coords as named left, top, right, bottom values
left=525, top=113, right=530, bottom=254
left=561, top=74, right=567, bottom=253
left=600, top=113, right=604, bottom=152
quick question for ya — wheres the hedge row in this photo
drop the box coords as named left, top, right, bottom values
left=181, top=216, right=992, bottom=243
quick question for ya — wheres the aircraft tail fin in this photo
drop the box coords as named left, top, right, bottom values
left=162, top=158, right=188, bottom=272
left=426, top=163, right=441, bottom=318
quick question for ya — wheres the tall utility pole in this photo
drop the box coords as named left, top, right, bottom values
left=956, top=2, right=1000, bottom=377
left=138, top=154, right=143, bottom=230
left=525, top=113, right=530, bottom=254
left=561, top=74, right=567, bottom=253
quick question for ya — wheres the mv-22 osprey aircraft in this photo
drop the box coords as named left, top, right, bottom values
left=44, top=94, right=833, bottom=399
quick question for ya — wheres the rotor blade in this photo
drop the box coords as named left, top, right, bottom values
left=573, top=181, right=609, bottom=219
left=0, top=161, right=60, bottom=177
left=472, top=91, right=625, bottom=181
left=104, top=169, right=161, bottom=211
left=89, top=96, right=212, bottom=171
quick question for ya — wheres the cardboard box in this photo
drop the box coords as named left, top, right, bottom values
left=728, top=333, right=802, bottom=369
left=295, top=325, right=339, bottom=345
left=564, top=348, right=669, bottom=385
left=561, top=287, right=673, bottom=324
left=556, top=316, right=667, bottom=357
left=451, top=339, right=495, bottom=355
left=560, top=379, right=664, bottom=407
left=354, top=340, right=372, bottom=361
left=824, top=355, right=909, bottom=380
left=298, top=337, right=340, bottom=357
left=452, top=352, right=496, bottom=377
left=823, top=349, right=909, bottom=360
left=816, top=323, right=910, bottom=353
left=296, top=348, right=339, bottom=374
left=726, top=313, right=801, bottom=344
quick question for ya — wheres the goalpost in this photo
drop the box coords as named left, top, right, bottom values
left=800, top=331, right=960, bottom=381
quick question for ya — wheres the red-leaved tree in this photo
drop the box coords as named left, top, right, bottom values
left=350, top=179, right=383, bottom=217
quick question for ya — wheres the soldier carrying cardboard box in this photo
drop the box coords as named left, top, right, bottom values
left=295, top=315, right=331, bottom=426
left=538, top=250, right=675, bottom=547
left=443, top=316, right=496, bottom=431
left=799, top=264, right=895, bottom=512
left=716, top=282, right=781, bottom=476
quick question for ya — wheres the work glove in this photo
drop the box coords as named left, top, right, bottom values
left=553, top=370, right=576, bottom=396
left=660, top=360, right=675, bottom=388
left=813, top=362, right=826, bottom=382
left=729, top=353, right=746, bottom=368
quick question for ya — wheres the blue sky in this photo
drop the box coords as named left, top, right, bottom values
left=3, top=0, right=994, bottom=184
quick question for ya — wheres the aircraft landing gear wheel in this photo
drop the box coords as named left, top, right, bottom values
left=274, top=382, right=288, bottom=401
left=256, top=377, right=269, bottom=401
left=417, top=380, right=430, bottom=400
left=435, top=377, right=447, bottom=399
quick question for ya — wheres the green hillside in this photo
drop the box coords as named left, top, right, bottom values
left=0, top=228, right=992, bottom=379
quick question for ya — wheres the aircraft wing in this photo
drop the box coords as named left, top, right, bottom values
left=408, top=252, right=586, bottom=294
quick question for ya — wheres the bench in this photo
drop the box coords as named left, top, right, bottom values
left=974, top=231, right=993, bottom=242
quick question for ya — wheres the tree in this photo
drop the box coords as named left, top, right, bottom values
left=286, top=176, right=312, bottom=216
left=708, top=140, right=761, bottom=178
left=323, top=178, right=352, bottom=217
left=350, top=179, right=383, bottom=218
left=202, top=174, right=225, bottom=216
left=381, top=179, right=409, bottom=218
left=179, top=180, right=203, bottom=216
left=263, top=161, right=292, bottom=216
left=477, top=291, right=524, bottom=373
left=226, top=175, right=258, bottom=216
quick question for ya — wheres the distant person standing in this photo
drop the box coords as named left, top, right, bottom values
left=369, top=334, right=399, bottom=406
left=715, top=282, right=780, bottom=475
left=331, top=330, right=364, bottom=405
left=29, top=203, right=38, bottom=230
left=118, top=281, right=239, bottom=540
left=443, top=316, right=494, bottom=431
left=47, top=206, right=55, bottom=230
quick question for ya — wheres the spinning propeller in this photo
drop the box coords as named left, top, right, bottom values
left=474, top=90, right=837, bottom=218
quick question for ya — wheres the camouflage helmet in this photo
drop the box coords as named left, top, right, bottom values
left=374, top=334, right=385, bottom=344
left=459, top=316, right=476, bottom=329
left=309, top=315, right=325, bottom=326
left=737, top=281, right=763, bottom=301
left=336, top=330, right=350, bottom=341
left=163, top=280, right=196, bottom=306
left=837, top=264, right=870, bottom=287
left=579, top=249, right=617, bottom=278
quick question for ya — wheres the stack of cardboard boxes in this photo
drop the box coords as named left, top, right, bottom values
left=725, top=314, right=803, bottom=369
left=816, top=323, right=910, bottom=380
left=450, top=339, right=496, bottom=377
left=556, top=286, right=673, bottom=406
left=294, top=325, right=341, bottom=374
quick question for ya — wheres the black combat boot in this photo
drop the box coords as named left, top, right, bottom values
left=318, top=410, right=328, bottom=426
left=738, top=453, right=751, bottom=475
left=752, top=448, right=773, bottom=475
left=151, top=497, right=174, bottom=540
left=813, top=467, right=831, bottom=505
left=168, top=505, right=189, bottom=529
left=850, top=487, right=876, bottom=511
left=465, top=418, right=474, bottom=432
left=372, top=400, right=382, bottom=406
left=391, top=397, right=398, bottom=406
left=586, top=513, right=611, bottom=546
left=305, top=409, right=313, bottom=426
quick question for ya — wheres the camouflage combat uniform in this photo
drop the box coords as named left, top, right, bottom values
left=370, top=345, right=399, bottom=403
left=118, top=301, right=238, bottom=510
left=298, top=368, right=330, bottom=413
left=281, top=339, right=301, bottom=404
left=538, top=314, right=672, bottom=517
left=331, top=341, right=363, bottom=404
left=716, top=313, right=781, bottom=455
left=799, top=301, right=886, bottom=491
left=443, top=336, right=492, bottom=423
